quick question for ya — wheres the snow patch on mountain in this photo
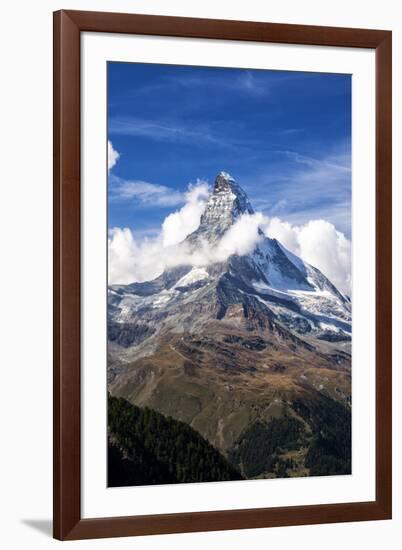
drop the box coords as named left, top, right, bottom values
left=174, top=267, right=210, bottom=288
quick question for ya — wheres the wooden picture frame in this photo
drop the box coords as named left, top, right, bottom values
left=53, top=10, right=392, bottom=540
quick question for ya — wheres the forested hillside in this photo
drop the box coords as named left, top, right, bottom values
left=108, top=395, right=243, bottom=486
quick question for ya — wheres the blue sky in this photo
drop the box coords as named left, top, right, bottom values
left=108, top=62, right=351, bottom=238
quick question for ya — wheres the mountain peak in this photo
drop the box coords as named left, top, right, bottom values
left=186, top=172, right=254, bottom=245
left=213, top=171, right=240, bottom=195
left=213, top=171, right=235, bottom=191
left=219, top=171, right=233, bottom=179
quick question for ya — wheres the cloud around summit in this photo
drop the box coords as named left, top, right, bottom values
left=108, top=180, right=351, bottom=295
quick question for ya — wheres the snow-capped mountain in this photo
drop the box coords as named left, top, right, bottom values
left=109, top=172, right=351, bottom=350
left=108, top=172, right=351, bottom=469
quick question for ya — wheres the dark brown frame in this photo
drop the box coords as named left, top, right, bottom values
left=54, top=10, right=392, bottom=541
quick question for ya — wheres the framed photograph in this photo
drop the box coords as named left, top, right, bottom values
left=53, top=10, right=392, bottom=540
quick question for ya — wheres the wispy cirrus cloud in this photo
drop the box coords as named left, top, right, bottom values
left=172, top=70, right=273, bottom=97
left=108, top=117, right=233, bottom=149
left=281, top=149, right=351, bottom=173
left=238, top=70, right=269, bottom=96
left=109, top=175, right=185, bottom=207
left=109, top=174, right=210, bottom=211
left=108, top=116, right=300, bottom=154
left=107, top=146, right=186, bottom=208
left=242, top=141, right=352, bottom=236
left=123, top=69, right=278, bottom=100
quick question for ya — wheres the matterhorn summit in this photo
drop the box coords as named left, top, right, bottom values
left=187, top=171, right=254, bottom=246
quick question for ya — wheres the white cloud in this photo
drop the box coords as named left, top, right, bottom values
left=108, top=140, right=120, bottom=170
left=263, top=217, right=351, bottom=295
left=263, top=217, right=299, bottom=253
left=296, top=220, right=351, bottom=296
left=108, top=180, right=209, bottom=284
left=161, top=181, right=209, bottom=246
left=108, top=227, right=139, bottom=284
left=108, top=211, right=264, bottom=285
left=216, top=212, right=264, bottom=258
left=108, top=185, right=351, bottom=295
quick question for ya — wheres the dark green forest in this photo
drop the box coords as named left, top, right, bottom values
left=229, top=415, right=306, bottom=477
left=229, top=393, right=351, bottom=478
left=293, top=393, right=351, bottom=476
left=108, top=395, right=243, bottom=486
